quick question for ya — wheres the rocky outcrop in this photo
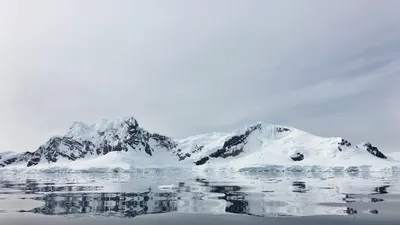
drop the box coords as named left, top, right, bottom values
left=362, top=142, right=387, bottom=159
left=27, top=137, right=91, bottom=167
left=338, top=139, right=352, bottom=151
left=209, top=124, right=262, bottom=159
left=339, top=139, right=352, bottom=147
left=195, top=156, right=210, bottom=166
left=290, top=152, right=304, bottom=161
left=276, top=127, right=290, bottom=133
left=2, top=152, right=33, bottom=166
left=191, top=145, right=204, bottom=154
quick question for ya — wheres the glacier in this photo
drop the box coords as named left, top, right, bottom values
left=0, top=116, right=399, bottom=173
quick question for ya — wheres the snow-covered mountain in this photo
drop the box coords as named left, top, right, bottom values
left=0, top=151, right=14, bottom=158
left=0, top=116, right=398, bottom=172
left=0, top=117, right=183, bottom=168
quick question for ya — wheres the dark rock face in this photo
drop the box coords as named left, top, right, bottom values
left=152, top=133, right=177, bottom=149
left=3, top=157, right=18, bottom=165
left=276, top=127, right=290, bottom=133
left=363, top=142, right=387, bottom=159
left=194, top=124, right=263, bottom=166
left=1, top=117, right=181, bottom=167
left=339, top=139, right=352, bottom=147
left=291, top=152, right=304, bottom=161
left=338, top=139, right=352, bottom=151
left=195, top=157, right=210, bottom=166
left=209, top=124, right=262, bottom=159
left=176, top=152, right=191, bottom=161
left=192, top=145, right=204, bottom=154
left=26, top=137, right=92, bottom=167
left=3, top=152, right=33, bottom=165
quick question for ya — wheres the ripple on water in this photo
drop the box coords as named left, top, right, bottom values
left=0, top=172, right=399, bottom=218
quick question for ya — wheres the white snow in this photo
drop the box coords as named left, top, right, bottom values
left=1, top=150, right=189, bottom=173
left=66, top=116, right=138, bottom=145
left=0, top=151, right=15, bottom=157
left=1, top=120, right=399, bottom=173
left=187, top=123, right=400, bottom=172
left=389, top=152, right=400, bottom=161
left=0, top=151, right=20, bottom=159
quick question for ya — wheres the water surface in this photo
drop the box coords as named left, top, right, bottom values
left=0, top=170, right=399, bottom=224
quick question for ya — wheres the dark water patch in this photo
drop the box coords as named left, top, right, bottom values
left=292, top=181, right=308, bottom=193
left=208, top=185, right=242, bottom=193
left=370, top=197, right=384, bottom=203
left=368, top=209, right=379, bottom=214
left=345, top=208, right=358, bottom=215
left=374, top=185, right=390, bottom=195
left=342, top=194, right=357, bottom=203
left=319, top=187, right=335, bottom=190
left=195, top=178, right=209, bottom=185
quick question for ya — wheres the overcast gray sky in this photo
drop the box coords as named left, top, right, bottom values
left=1, top=0, right=400, bottom=153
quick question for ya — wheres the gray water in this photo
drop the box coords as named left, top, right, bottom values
left=1, top=170, right=400, bottom=224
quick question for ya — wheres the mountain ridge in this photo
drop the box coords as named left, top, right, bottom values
left=0, top=116, right=396, bottom=171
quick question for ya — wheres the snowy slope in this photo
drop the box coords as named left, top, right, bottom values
left=389, top=152, right=400, bottom=161
left=0, top=151, right=14, bottom=158
left=0, top=117, right=398, bottom=172
left=183, top=123, right=398, bottom=171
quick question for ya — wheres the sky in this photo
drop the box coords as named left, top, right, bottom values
left=0, top=0, right=400, bottom=153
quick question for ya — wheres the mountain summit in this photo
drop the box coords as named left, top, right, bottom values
left=0, top=117, right=395, bottom=171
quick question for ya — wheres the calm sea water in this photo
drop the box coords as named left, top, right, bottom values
left=0, top=170, right=400, bottom=224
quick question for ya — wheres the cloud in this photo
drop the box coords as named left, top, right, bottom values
left=0, top=0, right=399, bottom=152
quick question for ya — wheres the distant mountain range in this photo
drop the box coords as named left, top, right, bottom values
left=0, top=116, right=397, bottom=172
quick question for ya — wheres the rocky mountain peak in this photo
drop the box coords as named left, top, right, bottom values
left=1, top=117, right=178, bottom=167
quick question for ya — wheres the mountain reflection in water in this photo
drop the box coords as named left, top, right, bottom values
left=0, top=171, right=400, bottom=218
